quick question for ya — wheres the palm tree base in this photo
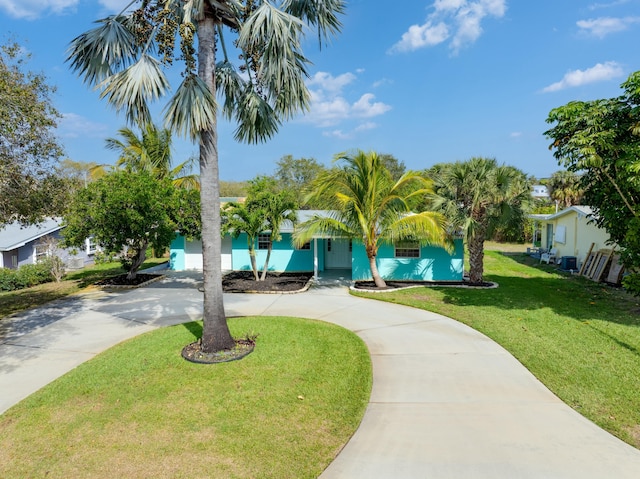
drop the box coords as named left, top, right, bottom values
left=181, top=338, right=255, bottom=364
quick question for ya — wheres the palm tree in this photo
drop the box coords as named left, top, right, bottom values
left=294, top=150, right=450, bottom=288
left=547, top=170, right=583, bottom=208
left=430, top=158, right=532, bottom=284
left=222, top=200, right=266, bottom=281
left=255, top=191, right=297, bottom=280
left=67, top=1, right=344, bottom=353
left=105, top=123, right=199, bottom=189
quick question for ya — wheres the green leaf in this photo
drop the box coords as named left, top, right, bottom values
left=99, top=54, right=169, bottom=126
left=164, top=74, right=217, bottom=140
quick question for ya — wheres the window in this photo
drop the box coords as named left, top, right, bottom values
left=296, top=241, right=311, bottom=250
left=34, top=244, right=50, bottom=262
left=395, top=241, right=420, bottom=258
left=11, top=254, right=18, bottom=268
left=86, top=237, right=97, bottom=255
left=327, top=238, right=332, bottom=252
left=258, top=233, right=271, bottom=250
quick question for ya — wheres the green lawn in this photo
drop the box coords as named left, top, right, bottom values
left=353, top=250, right=640, bottom=449
left=0, top=257, right=168, bottom=321
left=0, top=316, right=372, bottom=479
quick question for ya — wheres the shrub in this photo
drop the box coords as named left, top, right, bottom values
left=0, top=268, right=19, bottom=292
left=16, top=262, right=53, bottom=288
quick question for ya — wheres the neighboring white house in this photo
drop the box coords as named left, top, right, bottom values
left=529, top=206, right=615, bottom=267
left=0, top=219, right=95, bottom=270
left=532, top=184, right=550, bottom=199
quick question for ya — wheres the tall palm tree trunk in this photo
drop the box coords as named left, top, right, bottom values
left=468, top=228, right=486, bottom=284
left=198, top=13, right=235, bottom=352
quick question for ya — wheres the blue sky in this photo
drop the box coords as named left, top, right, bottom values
left=1, top=0, right=639, bottom=181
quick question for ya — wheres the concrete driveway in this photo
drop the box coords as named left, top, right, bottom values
left=1, top=270, right=640, bottom=478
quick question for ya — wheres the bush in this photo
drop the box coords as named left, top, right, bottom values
left=16, top=262, right=53, bottom=288
left=0, top=262, right=54, bottom=292
left=0, top=268, right=19, bottom=292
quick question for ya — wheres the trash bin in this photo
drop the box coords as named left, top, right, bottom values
left=560, top=256, right=577, bottom=271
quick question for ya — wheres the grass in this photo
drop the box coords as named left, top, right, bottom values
left=353, top=249, right=640, bottom=449
left=0, top=316, right=372, bottom=479
left=0, top=257, right=168, bottom=321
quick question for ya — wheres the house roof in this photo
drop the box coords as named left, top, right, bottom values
left=0, top=218, right=63, bottom=251
left=279, top=210, right=335, bottom=234
left=528, top=206, right=595, bottom=222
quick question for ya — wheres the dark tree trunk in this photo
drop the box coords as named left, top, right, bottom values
left=198, top=13, right=235, bottom=352
left=468, top=224, right=487, bottom=284
left=125, top=241, right=148, bottom=280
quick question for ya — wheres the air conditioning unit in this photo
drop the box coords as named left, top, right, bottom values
left=560, top=256, right=577, bottom=271
left=67, top=258, right=84, bottom=270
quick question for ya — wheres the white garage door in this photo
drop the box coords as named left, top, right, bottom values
left=221, top=235, right=232, bottom=270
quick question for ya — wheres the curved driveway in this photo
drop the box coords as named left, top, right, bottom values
left=1, top=270, right=640, bottom=478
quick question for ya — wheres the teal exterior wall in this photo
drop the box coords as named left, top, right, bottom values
left=351, top=238, right=464, bottom=281
left=171, top=232, right=463, bottom=282
left=231, top=232, right=322, bottom=272
left=169, top=235, right=186, bottom=271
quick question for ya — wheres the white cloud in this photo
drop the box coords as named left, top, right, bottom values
left=588, top=0, right=631, bottom=10
left=302, top=71, right=391, bottom=129
left=510, top=132, right=522, bottom=138
left=542, top=62, right=624, bottom=93
left=390, top=0, right=507, bottom=54
left=577, top=16, right=640, bottom=38
left=58, top=113, right=109, bottom=139
left=323, top=122, right=378, bottom=140
left=0, top=0, right=78, bottom=19
left=0, top=0, right=132, bottom=19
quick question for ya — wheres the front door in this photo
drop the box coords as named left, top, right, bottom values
left=325, top=238, right=351, bottom=269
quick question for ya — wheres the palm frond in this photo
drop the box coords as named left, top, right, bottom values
left=216, top=60, right=245, bottom=120
left=164, top=74, right=217, bottom=140
left=233, top=89, right=280, bottom=143
left=283, top=0, right=345, bottom=44
left=99, top=54, right=169, bottom=126
left=67, top=15, right=137, bottom=85
left=238, top=2, right=311, bottom=117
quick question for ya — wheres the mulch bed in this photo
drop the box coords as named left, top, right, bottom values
left=181, top=338, right=255, bottom=364
left=222, top=271, right=314, bottom=293
left=353, top=280, right=494, bottom=290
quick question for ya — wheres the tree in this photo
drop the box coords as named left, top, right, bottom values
left=223, top=176, right=297, bottom=280
left=68, top=1, right=345, bottom=353
left=105, top=123, right=199, bottom=189
left=545, top=71, right=640, bottom=294
left=63, top=170, right=181, bottom=280
left=248, top=178, right=297, bottom=280
left=273, top=155, right=325, bottom=207
left=222, top=200, right=265, bottom=280
left=379, top=154, right=406, bottom=182
left=429, top=158, right=532, bottom=284
left=547, top=170, right=583, bottom=208
left=220, top=180, right=248, bottom=198
left=294, top=150, right=449, bottom=288
left=0, top=41, right=66, bottom=224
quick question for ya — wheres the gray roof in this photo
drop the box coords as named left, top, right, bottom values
left=0, top=218, right=63, bottom=251
left=279, top=210, right=336, bottom=234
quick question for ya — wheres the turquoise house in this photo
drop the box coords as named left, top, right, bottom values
left=170, top=210, right=464, bottom=282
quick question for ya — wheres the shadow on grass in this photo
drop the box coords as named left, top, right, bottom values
left=433, top=253, right=639, bottom=328
left=181, top=321, right=203, bottom=340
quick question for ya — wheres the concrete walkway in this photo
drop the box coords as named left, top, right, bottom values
left=2, top=270, right=640, bottom=478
